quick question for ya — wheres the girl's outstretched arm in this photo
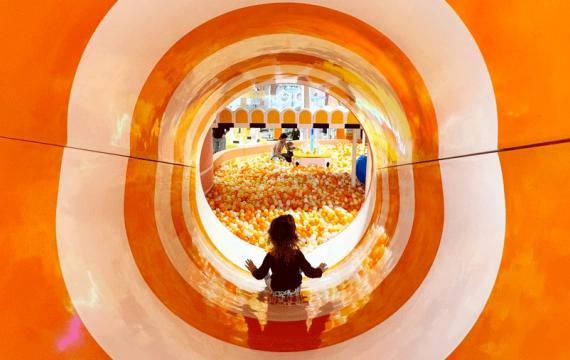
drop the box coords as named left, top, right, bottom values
left=245, top=259, right=257, bottom=273
left=247, top=254, right=272, bottom=280
left=297, top=251, right=324, bottom=278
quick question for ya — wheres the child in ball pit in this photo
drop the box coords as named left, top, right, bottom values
left=271, top=133, right=289, bottom=161
left=283, top=141, right=296, bottom=163
left=245, top=214, right=327, bottom=300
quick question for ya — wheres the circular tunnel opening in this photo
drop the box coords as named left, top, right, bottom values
left=174, top=39, right=414, bottom=311
left=200, top=84, right=372, bottom=260
left=137, top=14, right=427, bottom=351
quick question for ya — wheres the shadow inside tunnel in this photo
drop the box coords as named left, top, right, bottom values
left=242, top=292, right=333, bottom=352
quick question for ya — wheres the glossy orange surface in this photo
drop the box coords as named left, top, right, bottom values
left=0, top=1, right=113, bottom=145
left=0, top=1, right=113, bottom=357
left=450, top=142, right=570, bottom=359
left=0, top=139, right=107, bottom=358
left=445, top=2, right=570, bottom=357
left=449, top=1, right=570, bottom=149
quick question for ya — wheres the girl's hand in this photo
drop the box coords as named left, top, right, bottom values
left=245, top=259, right=257, bottom=273
left=318, top=263, right=328, bottom=272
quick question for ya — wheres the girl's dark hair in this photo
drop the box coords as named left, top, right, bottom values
left=268, top=214, right=299, bottom=263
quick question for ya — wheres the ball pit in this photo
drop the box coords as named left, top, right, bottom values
left=206, top=143, right=366, bottom=251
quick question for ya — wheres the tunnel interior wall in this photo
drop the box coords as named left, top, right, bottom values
left=0, top=1, right=569, bottom=358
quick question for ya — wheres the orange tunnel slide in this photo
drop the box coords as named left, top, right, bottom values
left=1, top=1, right=569, bottom=358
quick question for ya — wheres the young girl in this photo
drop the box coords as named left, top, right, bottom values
left=271, top=133, right=289, bottom=161
left=245, top=215, right=327, bottom=296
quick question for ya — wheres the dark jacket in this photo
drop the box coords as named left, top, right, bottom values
left=252, top=250, right=322, bottom=291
